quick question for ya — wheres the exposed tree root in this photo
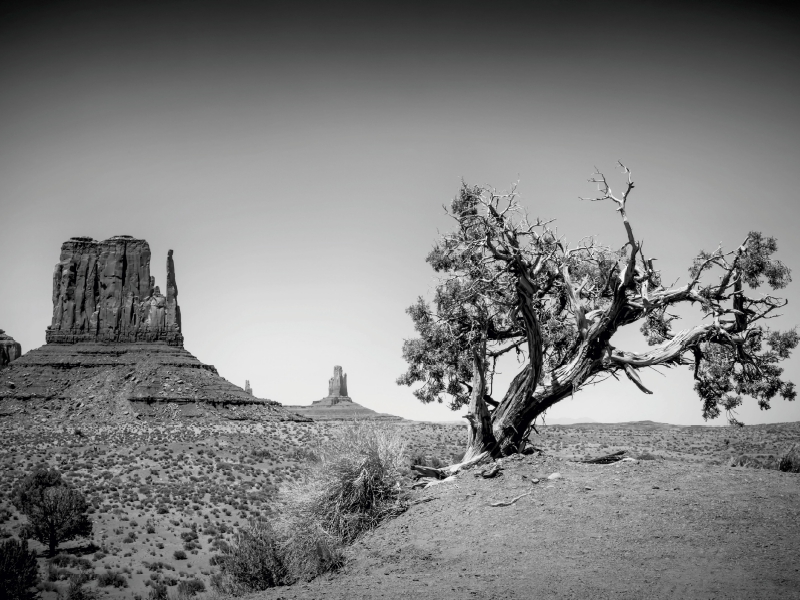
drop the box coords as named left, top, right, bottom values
left=411, top=451, right=491, bottom=480
left=489, top=490, right=532, bottom=507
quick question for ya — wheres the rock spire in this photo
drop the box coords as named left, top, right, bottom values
left=328, top=365, right=348, bottom=398
left=47, top=236, right=183, bottom=346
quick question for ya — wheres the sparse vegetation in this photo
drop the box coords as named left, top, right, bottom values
left=0, top=418, right=796, bottom=599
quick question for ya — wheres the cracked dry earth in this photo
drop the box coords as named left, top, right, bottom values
left=254, top=454, right=800, bottom=600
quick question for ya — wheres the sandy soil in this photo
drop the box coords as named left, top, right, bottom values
left=254, top=454, right=800, bottom=600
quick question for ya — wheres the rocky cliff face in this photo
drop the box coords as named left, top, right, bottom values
left=0, top=235, right=309, bottom=425
left=0, top=330, right=21, bottom=368
left=47, top=236, right=183, bottom=346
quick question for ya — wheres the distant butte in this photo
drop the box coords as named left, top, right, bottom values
left=0, top=236, right=307, bottom=425
left=285, top=365, right=402, bottom=421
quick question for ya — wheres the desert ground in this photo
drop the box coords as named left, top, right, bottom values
left=1, top=418, right=798, bottom=599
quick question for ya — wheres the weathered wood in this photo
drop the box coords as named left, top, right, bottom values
left=578, top=450, right=627, bottom=464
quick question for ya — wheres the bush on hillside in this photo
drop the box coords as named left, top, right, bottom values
left=176, top=578, right=205, bottom=598
left=214, top=421, right=407, bottom=593
left=97, top=570, right=127, bottom=588
left=65, top=578, right=98, bottom=600
left=779, top=444, right=800, bottom=473
left=148, top=583, right=169, bottom=600
left=210, top=520, right=289, bottom=595
left=301, top=421, right=408, bottom=543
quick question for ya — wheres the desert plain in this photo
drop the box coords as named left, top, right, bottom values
left=1, top=417, right=798, bottom=600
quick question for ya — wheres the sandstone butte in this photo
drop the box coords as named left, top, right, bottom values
left=285, top=365, right=401, bottom=421
left=0, top=236, right=307, bottom=425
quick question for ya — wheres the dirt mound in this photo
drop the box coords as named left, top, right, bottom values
left=0, top=342, right=308, bottom=425
left=254, top=454, right=800, bottom=600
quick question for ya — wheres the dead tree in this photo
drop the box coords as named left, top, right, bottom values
left=398, top=164, right=797, bottom=474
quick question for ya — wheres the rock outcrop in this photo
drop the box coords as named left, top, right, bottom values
left=0, top=330, right=22, bottom=368
left=245, top=380, right=253, bottom=395
left=327, top=365, right=348, bottom=399
left=315, top=365, right=351, bottom=405
left=0, top=235, right=308, bottom=425
left=47, top=236, right=183, bottom=346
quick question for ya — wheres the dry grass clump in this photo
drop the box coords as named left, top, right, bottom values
left=212, top=421, right=408, bottom=594
left=299, top=421, right=408, bottom=544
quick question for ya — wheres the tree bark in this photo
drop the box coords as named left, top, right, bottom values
left=463, top=340, right=497, bottom=461
left=489, top=273, right=545, bottom=455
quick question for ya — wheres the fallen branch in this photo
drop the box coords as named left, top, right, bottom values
left=489, top=489, right=532, bottom=507
left=577, top=450, right=627, bottom=464
left=412, top=451, right=491, bottom=480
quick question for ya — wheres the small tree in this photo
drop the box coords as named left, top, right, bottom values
left=399, top=164, right=797, bottom=469
left=13, top=467, right=92, bottom=556
left=0, top=538, right=39, bottom=600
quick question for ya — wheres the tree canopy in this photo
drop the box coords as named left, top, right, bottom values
left=398, top=164, right=796, bottom=463
left=13, top=467, right=92, bottom=556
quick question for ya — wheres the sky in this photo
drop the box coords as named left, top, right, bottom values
left=1, top=0, right=798, bottom=425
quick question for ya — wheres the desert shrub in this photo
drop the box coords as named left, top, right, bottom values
left=65, top=578, right=98, bottom=600
left=0, top=538, right=40, bottom=600
left=779, top=445, right=800, bottom=473
left=148, top=583, right=169, bottom=600
left=173, top=550, right=187, bottom=560
left=301, top=421, right=407, bottom=543
left=278, top=520, right=344, bottom=581
left=97, top=570, right=128, bottom=588
left=49, top=553, right=74, bottom=568
left=211, top=520, right=289, bottom=595
left=176, top=578, right=205, bottom=597
left=67, top=571, right=92, bottom=586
